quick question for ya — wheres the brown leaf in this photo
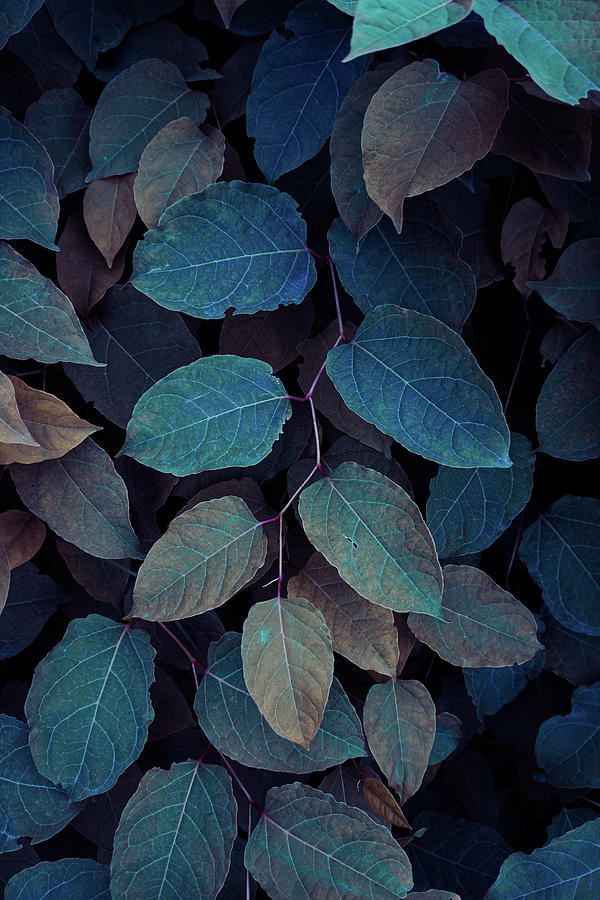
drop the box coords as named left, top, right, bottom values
left=501, top=199, right=568, bottom=296
left=83, top=173, right=137, bottom=267
left=0, top=371, right=38, bottom=446
left=220, top=300, right=314, bottom=373
left=0, top=510, right=45, bottom=568
left=363, top=777, right=411, bottom=829
left=213, top=0, right=249, bottom=26
left=0, top=376, right=98, bottom=465
left=362, top=60, right=508, bottom=232
left=396, top=614, right=418, bottom=676
left=211, top=39, right=263, bottom=127
left=0, top=543, right=9, bottom=615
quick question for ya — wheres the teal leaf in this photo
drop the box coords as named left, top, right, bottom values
left=473, top=0, right=600, bottom=105
left=464, top=644, right=545, bottom=720
left=429, top=711, right=462, bottom=765
left=132, top=181, right=315, bottom=318
left=5, top=859, right=110, bottom=900
left=24, top=87, right=91, bottom=198
left=519, top=496, right=600, bottom=636
left=426, top=433, right=534, bottom=558
left=45, top=0, right=134, bottom=70
left=194, top=632, right=366, bottom=773
left=121, top=355, right=292, bottom=477
left=487, top=819, right=600, bottom=899
left=0, top=1, right=44, bottom=50
left=536, top=330, right=600, bottom=460
left=6, top=7, right=81, bottom=92
left=328, top=201, right=476, bottom=331
left=111, top=762, right=237, bottom=899
left=0, top=715, right=79, bottom=854
left=327, top=304, right=511, bottom=468
left=0, top=564, right=63, bottom=661
left=246, top=0, right=364, bottom=182
left=87, top=59, right=208, bottom=181
left=63, top=285, right=201, bottom=429
left=535, top=682, right=600, bottom=788
left=11, top=439, right=142, bottom=560
left=25, top=614, right=155, bottom=801
left=543, top=614, right=600, bottom=686
left=245, top=782, right=413, bottom=899
left=0, top=106, right=59, bottom=249
left=547, top=808, right=598, bottom=843
left=528, top=238, right=600, bottom=329
left=95, top=21, right=211, bottom=83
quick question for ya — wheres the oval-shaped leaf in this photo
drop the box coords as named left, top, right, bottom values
left=528, top=237, right=600, bottom=329
left=11, top=439, right=142, bottom=560
left=83, top=172, right=136, bottom=267
left=45, top=0, right=134, bottom=69
left=327, top=305, right=511, bottom=468
left=408, top=565, right=542, bottom=667
left=132, top=181, right=316, bottom=318
left=0, top=510, right=45, bottom=568
left=25, top=614, right=155, bottom=801
left=5, top=858, right=110, bottom=900
left=111, top=762, right=237, bottom=899
left=194, top=632, right=366, bottom=773
left=24, top=87, right=91, bottom=198
left=121, top=355, right=292, bottom=476
left=298, top=461, right=443, bottom=617
left=535, top=682, right=600, bottom=789
left=131, top=495, right=267, bottom=621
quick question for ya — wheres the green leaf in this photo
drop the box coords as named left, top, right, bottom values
left=535, top=682, right=600, bottom=788
left=0, top=715, right=79, bottom=853
left=24, top=87, right=91, bottom=198
left=429, top=711, right=462, bottom=765
left=473, top=0, right=600, bottom=105
left=0, top=106, right=59, bottom=250
left=245, top=782, right=414, bottom=899
left=246, top=0, right=364, bottom=182
left=519, top=496, right=600, bottom=635
left=11, top=439, right=142, bottom=560
left=0, top=243, right=100, bottom=367
left=111, top=762, right=237, bottom=899
left=0, top=1, right=43, bottom=49
left=363, top=679, right=436, bottom=802
left=327, top=305, right=511, bottom=468
left=87, top=59, right=208, bottom=181
left=130, top=495, right=267, bottom=621
left=241, top=595, right=334, bottom=748
left=361, top=59, right=508, bottom=232
left=408, top=565, right=542, bottom=667
left=194, top=633, right=366, bottom=773
left=298, top=461, right=443, bottom=617
left=131, top=181, right=316, bottom=318
left=328, top=202, right=476, bottom=331
left=528, top=238, right=600, bottom=329
left=121, top=355, right=292, bottom=477
left=25, top=614, right=155, bottom=801
left=346, top=0, right=473, bottom=61
left=45, top=0, right=134, bottom=69
left=487, top=819, right=600, bottom=899
left=5, top=859, right=110, bottom=900
left=426, top=433, right=534, bottom=558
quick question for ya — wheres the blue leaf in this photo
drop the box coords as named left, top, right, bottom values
left=546, top=808, right=598, bottom=843
left=95, top=21, right=212, bottom=82
left=464, top=646, right=545, bottom=720
left=543, top=613, right=600, bottom=685
left=429, top=712, right=462, bottom=765
left=0, top=563, right=63, bottom=661
left=5, top=858, right=110, bottom=900
left=535, top=681, right=600, bottom=788
left=7, top=7, right=81, bottom=91
left=0, top=0, right=44, bottom=50
left=45, top=0, right=135, bottom=69
left=24, top=87, right=91, bottom=198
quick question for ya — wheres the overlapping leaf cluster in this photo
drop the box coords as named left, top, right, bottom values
left=0, top=1, right=599, bottom=898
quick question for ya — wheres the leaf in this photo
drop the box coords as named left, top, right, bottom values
left=429, top=711, right=462, bottom=765
left=57, top=540, right=129, bottom=609
left=487, top=819, right=600, bottom=899
left=0, top=375, right=98, bottom=464
left=25, top=614, right=155, bottom=801
left=547, top=808, right=598, bottom=842
left=83, top=173, right=136, bottom=268
left=94, top=20, right=212, bottom=83
left=245, top=782, right=414, bottom=899
left=5, top=859, right=110, bottom=900
left=214, top=0, right=249, bottom=27
left=328, top=201, right=476, bottom=330
left=536, top=330, right=600, bottom=460
left=327, top=305, right=511, bottom=468
left=131, top=495, right=266, bottom=621
left=363, top=777, right=411, bottom=829
left=246, top=0, right=364, bottom=182
left=121, top=355, right=292, bottom=477
left=0, top=0, right=44, bottom=49
left=408, top=565, right=542, bottom=667
left=501, top=199, right=568, bottom=297
left=0, top=371, right=37, bottom=446
left=535, top=682, right=600, bottom=788
left=11, top=438, right=142, bottom=560
left=211, top=38, right=263, bottom=128
left=111, top=762, right=237, bottom=899
left=241, top=595, right=334, bottom=748
left=24, top=87, right=91, bottom=198
left=45, top=0, right=134, bottom=69
left=131, top=181, right=316, bottom=318
left=0, top=510, right=45, bottom=568
left=63, top=284, right=201, bottom=428
left=0, top=244, right=100, bottom=366
left=464, top=647, right=545, bottom=720
left=288, top=551, right=399, bottom=676
left=407, top=893, right=460, bottom=900
left=361, top=60, right=508, bottom=232
left=363, top=679, right=436, bottom=802
left=298, top=461, right=443, bottom=616
left=87, top=59, right=208, bottom=181
left=0, top=714, right=79, bottom=854
left=194, top=632, right=366, bottom=772
left=7, top=6, right=81, bottom=91
left=346, top=0, right=473, bottom=61
left=528, top=238, right=600, bottom=329
left=134, top=119, right=224, bottom=228
left=472, top=0, right=600, bottom=105
left=0, top=543, right=9, bottom=614
left=539, top=317, right=585, bottom=367
left=220, top=300, right=314, bottom=373
left=0, top=563, right=62, bottom=660
left=0, top=106, right=59, bottom=249
left=543, top=614, right=600, bottom=685
left=426, top=433, right=535, bottom=558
